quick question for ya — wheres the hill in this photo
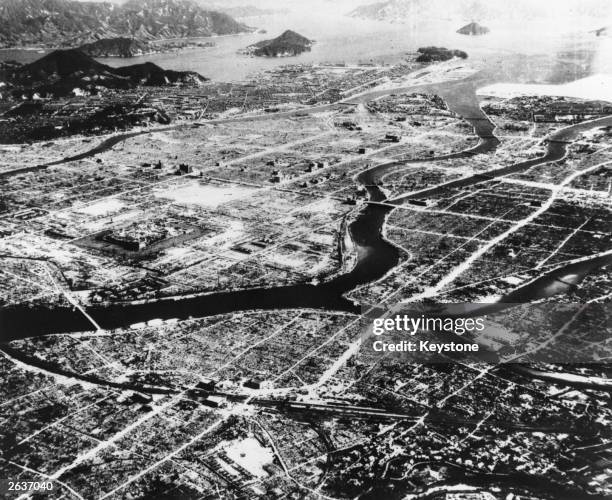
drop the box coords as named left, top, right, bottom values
left=348, top=0, right=443, bottom=23
left=197, top=2, right=289, bottom=18
left=78, top=38, right=152, bottom=58
left=243, top=30, right=313, bottom=57
left=456, top=22, right=489, bottom=36
left=2, top=49, right=207, bottom=96
left=217, top=6, right=288, bottom=18
left=349, top=0, right=612, bottom=23
left=0, top=0, right=252, bottom=48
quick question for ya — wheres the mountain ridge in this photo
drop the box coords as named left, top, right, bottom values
left=0, top=0, right=253, bottom=49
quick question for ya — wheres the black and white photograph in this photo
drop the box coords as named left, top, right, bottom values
left=0, top=0, right=611, bottom=498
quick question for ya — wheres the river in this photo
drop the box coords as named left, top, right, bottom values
left=1, top=68, right=612, bottom=341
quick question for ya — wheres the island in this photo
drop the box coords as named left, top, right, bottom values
left=457, top=22, right=490, bottom=35
left=241, top=30, right=314, bottom=57
left=415, top=46, right=468, bottom=63
left=78, top=37, right=216, bottom=58
left=78, top=38, right=153, bottom=58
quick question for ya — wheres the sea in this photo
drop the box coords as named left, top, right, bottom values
left=0, top=10, right=606, bottom=84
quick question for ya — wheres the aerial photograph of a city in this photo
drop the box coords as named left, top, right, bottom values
left=0, top=0, right=611, bottom=498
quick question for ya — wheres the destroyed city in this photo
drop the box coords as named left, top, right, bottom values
left=0, top=1, right=611, bottom=499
